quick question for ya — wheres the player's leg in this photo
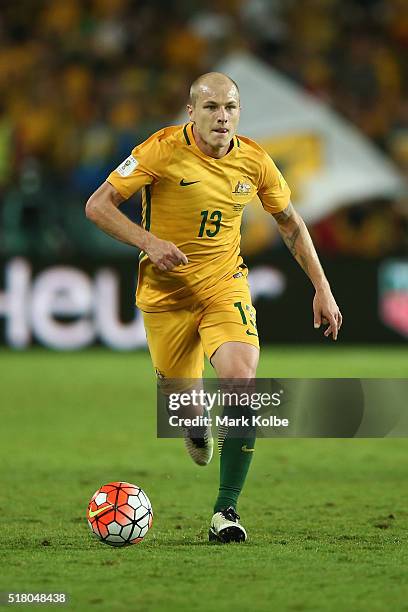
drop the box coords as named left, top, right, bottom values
left=211, top=341, right=259, bottom=378
left=142, top=308, right=213, bottom=465
left=209, top=342, right=258, bottom=542
left=199, top=282, right=260, bottom=542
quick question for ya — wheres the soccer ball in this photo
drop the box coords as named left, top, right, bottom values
left=87, top=481, right=153, bottom=547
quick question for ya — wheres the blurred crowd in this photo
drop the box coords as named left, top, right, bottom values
left=0, top=0, right=407, bottom=257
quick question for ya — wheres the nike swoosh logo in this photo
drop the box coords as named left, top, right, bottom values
left=241, top=445, right=254, bottom=453
left=180, top=179, right=200, bottom=186
left=246, top=330, right=258, bottom=337
left=88, top=504, right=114, bottom=518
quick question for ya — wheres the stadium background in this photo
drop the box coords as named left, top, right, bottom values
left=1, top=3, right=408, bottom=611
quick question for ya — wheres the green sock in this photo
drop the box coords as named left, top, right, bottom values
left=213, top=414, right=256, bottom=513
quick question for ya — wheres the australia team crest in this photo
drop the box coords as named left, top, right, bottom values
left=232, top=180, right=252, bottom=195
left=231, top=178, right=254, bottom=211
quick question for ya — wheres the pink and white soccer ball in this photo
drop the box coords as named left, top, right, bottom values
left=87, top=481, right=153, bottom=547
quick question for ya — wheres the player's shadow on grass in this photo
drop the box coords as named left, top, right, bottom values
left=160, top=539, right=259, bottom=547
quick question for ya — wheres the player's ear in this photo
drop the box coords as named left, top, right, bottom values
left=187, top=104, right=193, bottom=120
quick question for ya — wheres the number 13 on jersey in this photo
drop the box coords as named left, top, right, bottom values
left=198, top=210, right=222, bottom=237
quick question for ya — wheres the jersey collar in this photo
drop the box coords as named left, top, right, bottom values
left=183, top=122, right=239, bottom=160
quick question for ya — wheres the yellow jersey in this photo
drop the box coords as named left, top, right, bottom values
left=107, top=122, right=290, bottom=311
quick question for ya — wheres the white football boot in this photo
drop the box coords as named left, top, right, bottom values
left=209, top=506, right=247, bottom=543
left=183, top=414, right=213, bottom=466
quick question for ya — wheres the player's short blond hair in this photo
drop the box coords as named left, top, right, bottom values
left=189, top=72, right=240, bottom=107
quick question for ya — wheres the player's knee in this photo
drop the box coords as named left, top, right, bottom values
left=219, top=361, right=256, bottom=379
left=212, top=342, right=259, bottom=379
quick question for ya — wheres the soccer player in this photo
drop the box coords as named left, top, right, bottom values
left=86, top=72, right=342, bottom=543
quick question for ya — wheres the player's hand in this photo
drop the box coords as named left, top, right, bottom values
left=313, top=288, right=343, bottom=341
left=145, top=236, right=188, bottom=271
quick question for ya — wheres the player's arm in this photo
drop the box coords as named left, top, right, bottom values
left=273, top=202, right=342, bottom=340
left=85, top=182, right=188, bottom=271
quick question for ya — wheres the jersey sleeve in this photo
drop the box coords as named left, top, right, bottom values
left=257, top=153, right=291, bottom=214
left=106, top=130, right=172, bottom=200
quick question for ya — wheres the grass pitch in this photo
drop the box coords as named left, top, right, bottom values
left=1, top=346, right=408, bottom=611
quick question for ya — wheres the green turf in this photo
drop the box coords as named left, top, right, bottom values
left=1, top=347, right=408, bottom=611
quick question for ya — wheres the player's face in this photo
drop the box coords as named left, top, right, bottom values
left=188, top=83, right=240, bottom=156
